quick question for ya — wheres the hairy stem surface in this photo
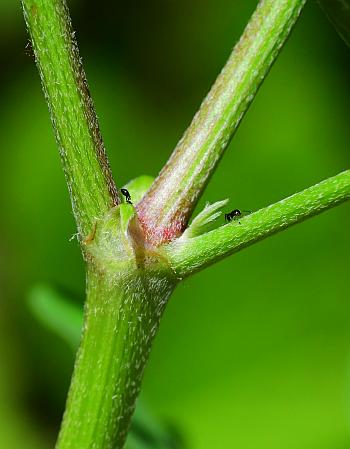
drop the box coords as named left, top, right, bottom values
left=56, top=263, right=176, bottom=449
left=137, top=0, right=307, bottom=245
left=166, top=170, right=350, bottom=277
left=22, top=0, right=119, bottom=238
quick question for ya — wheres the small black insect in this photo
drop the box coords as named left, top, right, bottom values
left=225, top=209, right=252, bottom=224
left=225, top=209, right=242, bottom=222
left=121, top=188, right=132, bottom=204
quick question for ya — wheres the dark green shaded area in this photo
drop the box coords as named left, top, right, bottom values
left=319, top=0, right=350, bottom=48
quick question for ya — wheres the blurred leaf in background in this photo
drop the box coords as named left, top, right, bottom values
left=27, top=284, right=186, bottom=449
left=27, top=285, right=83, bottom=351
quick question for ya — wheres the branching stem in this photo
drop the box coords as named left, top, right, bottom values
left=137, top=0, right=307, bottom=245
left=21, top=1, right=349, bottom=449
left=165, top=170, right=350, bottom=277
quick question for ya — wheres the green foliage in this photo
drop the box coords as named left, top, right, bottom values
left=180, top=199, right=228, bottom=239
left=28, top=284, right=83, bottom=351
left=123, top=176, right=155, bottom=205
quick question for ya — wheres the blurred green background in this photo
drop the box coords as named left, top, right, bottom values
left=1, top=1, right=350, bottom=448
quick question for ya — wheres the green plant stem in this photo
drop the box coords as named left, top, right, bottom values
left=22, top=0, right=119, bottom=238
left=165, top=170, right=350, bottom=278
left=56, top=263, right=176, bottom=449
left=137, top=0, right=307, bottom=246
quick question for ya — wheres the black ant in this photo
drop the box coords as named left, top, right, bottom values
left=225, top=209, right=242, bottom=222
left=224, top=209, right=251, bottom=224
left=121, top=188, right=132, bottom=204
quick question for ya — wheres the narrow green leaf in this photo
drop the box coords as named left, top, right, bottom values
left=180, top=199, right=228, bottom=239
left=27, top=284, right=83, bottom=350
left=123, top=175, right=155, bottom=205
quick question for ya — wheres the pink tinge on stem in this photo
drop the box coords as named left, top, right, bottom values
left=136, top=202, right=187, bottom=246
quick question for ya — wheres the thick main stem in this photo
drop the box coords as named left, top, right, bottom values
left=137, top=0, right=307, bottom=246
left=22, top=0, right=119, bottom=238
left=56, top=264, right=176, bottom=449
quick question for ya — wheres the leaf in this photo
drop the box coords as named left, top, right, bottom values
left=126, top=403, right=185, bottom=449
left=123, top=175, right=155, bottom=205
left=180, top=199, right=228, bottom=239
left=119, top=203, right=136, bottom=234
left=318, top=0, right=350, bottom=48
left=27, top=284, right=83, bottom=351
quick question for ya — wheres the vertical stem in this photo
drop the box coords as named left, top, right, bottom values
left=56, top=265, right=176, bottom=449
left=22, top=0, right=119, bottom=238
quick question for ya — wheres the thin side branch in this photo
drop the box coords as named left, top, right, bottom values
left=22, top=0, right=119, bottom=238
left=165, top=170, right=350, bottom=278
left=137, top=0, right=307, bottom=246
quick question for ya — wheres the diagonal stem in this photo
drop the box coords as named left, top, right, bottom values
left=137, top=0, right=307, bottom=246
left=22, top=0, right=119, bottom=239
left=164, top=170, right=350, bottom=278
